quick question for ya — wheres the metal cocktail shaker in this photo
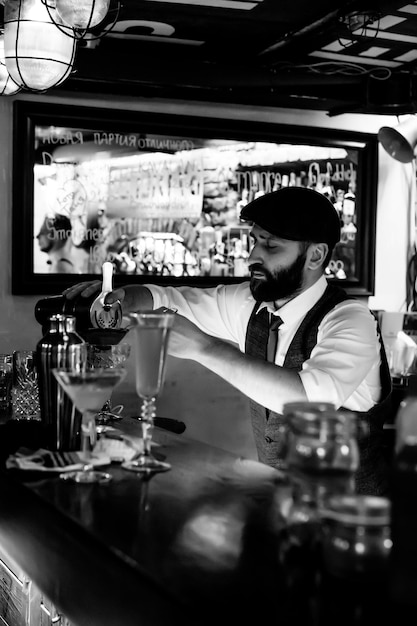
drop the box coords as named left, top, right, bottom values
left=36, top=314, right=87, bottom=451
left=34, top=294, right=128, bottom=346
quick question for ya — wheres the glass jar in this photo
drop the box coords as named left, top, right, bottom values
left=281, top=403, right=360, bottom=520
left=321, top=495, right=391, bottom=578
left=282, top=401, right=360, bottom=475
left=277, top=402, right=361, bottom=623
left=318, top=495, right=392, bottom=626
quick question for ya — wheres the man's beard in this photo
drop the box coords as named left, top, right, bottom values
left=249, top=250, right=307, bottom=302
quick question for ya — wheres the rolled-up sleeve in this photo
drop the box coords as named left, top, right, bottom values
left=298, top=301, right=381, bottom=411
left=146, top=282, right=253, bottom=348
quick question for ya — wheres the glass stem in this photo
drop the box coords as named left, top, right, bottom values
left=102, top=398, right=112, bottom=411
left=140, top=397, right=156, bottom=458
left=81, top=410, right=96, bottom=470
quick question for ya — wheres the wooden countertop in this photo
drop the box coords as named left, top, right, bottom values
left=0, top=400, right=289, bottom=626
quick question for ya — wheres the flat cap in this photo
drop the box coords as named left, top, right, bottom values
left=240, top=187, right=341, bottom=248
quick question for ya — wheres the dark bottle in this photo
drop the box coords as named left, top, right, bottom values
left=389, top=396, right=417, bottom=619
left=36, top=314, right=87, bottom=451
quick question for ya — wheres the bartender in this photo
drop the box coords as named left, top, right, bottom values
left=64, top=187, right=392, bottom=495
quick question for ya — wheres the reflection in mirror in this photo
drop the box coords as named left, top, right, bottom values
left=33, top=127, right=358, bottom=281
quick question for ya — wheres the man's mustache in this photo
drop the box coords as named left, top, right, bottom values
left=249, top=264, right=270, bottom=277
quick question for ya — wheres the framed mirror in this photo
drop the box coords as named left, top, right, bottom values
left=12, top=101, right=378, bottom=295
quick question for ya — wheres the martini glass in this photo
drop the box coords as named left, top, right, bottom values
left=122, top=310, right=175, bottom=474
left=52, top=367, right=127, bottom=483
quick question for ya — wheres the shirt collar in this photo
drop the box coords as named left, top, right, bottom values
left=256, top=275, right=328, bottom=326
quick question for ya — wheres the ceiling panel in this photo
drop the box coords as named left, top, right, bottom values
left=3, top=0, right=417, bottom=114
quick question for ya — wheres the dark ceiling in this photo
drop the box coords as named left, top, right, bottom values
left=8, top=0, right=417, bottom=115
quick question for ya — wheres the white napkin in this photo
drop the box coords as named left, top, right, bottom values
left=7, top=434, right=142, bottom=472
left=388, top=331, right=417, bottom=376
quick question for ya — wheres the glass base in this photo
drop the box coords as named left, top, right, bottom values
left=60, top=470, right=112, bottom=483
left=96, top=411, right=123, bottom=425
left=122, top=456, right=171, bottom=474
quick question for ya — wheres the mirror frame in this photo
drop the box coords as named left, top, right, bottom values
left=12, top=100, right=378, bottom=296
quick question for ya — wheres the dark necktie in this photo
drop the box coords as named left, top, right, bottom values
left=267, top=315, right=283, bottom=363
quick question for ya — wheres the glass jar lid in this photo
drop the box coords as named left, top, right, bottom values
left=283, top=403, right=358, bottom=436
left=283, top=401, right=336, bottom=417
left=320, top=495, right=391, bottom=526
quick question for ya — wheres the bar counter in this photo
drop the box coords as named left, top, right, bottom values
left=0, top=398, right=290, bottom=626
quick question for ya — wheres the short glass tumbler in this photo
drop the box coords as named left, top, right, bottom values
left=11, top=350, right=41, bottom=421
left=0, top=354, right=13, bottom=413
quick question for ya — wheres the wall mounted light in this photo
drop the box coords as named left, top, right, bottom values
left=378, top=116, right=417, bottom=163
left=378, top=116, right=417, bottom=312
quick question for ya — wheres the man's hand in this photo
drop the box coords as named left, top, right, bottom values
left=63, top=281, right=101, bottom=300
left=63, top=283, right=153, bottom=313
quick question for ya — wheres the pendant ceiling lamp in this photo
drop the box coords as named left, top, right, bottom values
left=43, top=0, right=120, bottom=43
left=3, top=0, right=76, bottom=92
left=54, top=0, right=111, bottom=30
left=0, top=34, right=21, bottom=95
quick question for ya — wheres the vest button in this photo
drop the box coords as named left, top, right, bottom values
left=265, top=436, right=273, bottom=443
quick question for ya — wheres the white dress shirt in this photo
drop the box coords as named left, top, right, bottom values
left=146, top=275, right=382, bottom=412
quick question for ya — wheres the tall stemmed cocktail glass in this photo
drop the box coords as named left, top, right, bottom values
left=122, top=310, right=175, bottom=474
left=52, top=367, right=127, bottom=483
